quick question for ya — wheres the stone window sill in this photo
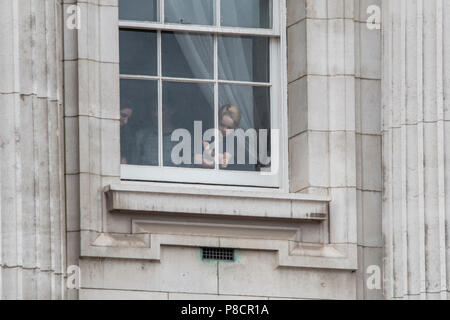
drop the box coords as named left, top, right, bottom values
left=80, top=183, right=357, bottom=270
left=104, top=182, right=330, bottom=221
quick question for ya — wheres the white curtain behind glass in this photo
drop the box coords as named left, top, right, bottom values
left=166, top=0, right=257, bottom=134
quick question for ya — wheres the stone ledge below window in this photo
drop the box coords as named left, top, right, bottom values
left=104, top=183, right=330, bottom=220
left=78, top=183, right=358, bottom=270
left=81, top=229, right=357, bottom=270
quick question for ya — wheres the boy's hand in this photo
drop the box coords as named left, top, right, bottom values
left=219, top=152, right=232, bottom=169
left=195, top=141, right=215, bottom=167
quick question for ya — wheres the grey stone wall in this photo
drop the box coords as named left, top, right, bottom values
left=0, top=0, right=418, bottom=300
left=382, top=0, right=450, bottom=300
left=0, top=0, right=66, bottom=299
left=287, top=0, right=383, bottom=299
left=354, top=0, right=383, bottom=300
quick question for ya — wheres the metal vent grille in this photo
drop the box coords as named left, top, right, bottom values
left=202, top=248, right=234, bottom=261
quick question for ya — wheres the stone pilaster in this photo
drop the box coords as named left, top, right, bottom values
left=287, top=0, right=383, bottom=299
left=0, top=0, right=66, bottom=299
left=354, top=0, right=383, bottom=300
left=382, top=0, right=450, bottom=299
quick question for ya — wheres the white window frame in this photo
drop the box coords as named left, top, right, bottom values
left=119, top=0, right=288, bottom=188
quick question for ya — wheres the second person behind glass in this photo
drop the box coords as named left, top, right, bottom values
left=135, top=103, right=179, bottom=166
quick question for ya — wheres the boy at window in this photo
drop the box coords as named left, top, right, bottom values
left=196, top=104, right=242, bottom=169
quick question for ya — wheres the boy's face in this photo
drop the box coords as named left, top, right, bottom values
left=219, top=114, right=236, bottom=135
left=120, top=108, right=133, bottom=126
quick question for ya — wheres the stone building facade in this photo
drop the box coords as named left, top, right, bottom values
left=0, top=0, right=448, bottom=300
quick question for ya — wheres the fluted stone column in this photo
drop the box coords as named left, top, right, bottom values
left=0, top=0, right=66, bottom=299
left=382, top=0, right=450, bottom=299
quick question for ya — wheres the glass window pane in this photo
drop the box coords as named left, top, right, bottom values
left=120, top=30, right=157, bottom=75
left=221, top=0, right=272, bottom=28
left=218, top=84, right=271, bottom=172
left=218, top=35, right=270, bottom=82
left=165, top=0, right=215, bottom=25
left=119, top=0, right=159, bottom=22
left=120, top=79, right=159, bottom=166
left=163, top=81, right=214, bottom=168
left=162, top=32, right=214, bottom=79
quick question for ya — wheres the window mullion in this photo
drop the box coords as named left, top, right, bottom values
left=214, top=33, right=219, bottom=171
left=157, top=30, right=163, bottom=167
left=216, top=0, right=220, bottom=27
left=160, top=0, right=164, bottom=23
